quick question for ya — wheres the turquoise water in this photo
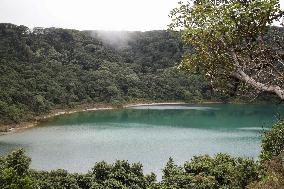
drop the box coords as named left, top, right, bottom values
left=0, top=104, right=283, bottom=176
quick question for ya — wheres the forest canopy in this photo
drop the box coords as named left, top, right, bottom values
left=0, top=23, right=282, bottom=124
left=0, top=23, right=213, bottom=124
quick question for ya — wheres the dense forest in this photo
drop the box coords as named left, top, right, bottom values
left=1, top=121, right=283, bottom=189
left=1, top=0, right=283, bottom=188
left=1, top=23, right=281, bottom=125
left=0, top=23, right=216, bottom=124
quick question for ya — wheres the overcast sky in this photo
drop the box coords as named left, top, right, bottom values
left=0, top=0, right=283, bottom=31
left=0, top=0, right=180, bottom=31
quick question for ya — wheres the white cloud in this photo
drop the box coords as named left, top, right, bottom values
left=0, top=0, right=283, bottom=31
left=0, top=0, right=179, bottom=31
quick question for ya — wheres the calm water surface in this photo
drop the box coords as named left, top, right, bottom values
left=0, top=104, right=283, bottom=177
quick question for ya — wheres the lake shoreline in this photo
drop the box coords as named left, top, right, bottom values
left=1, top=103, right=273, bottom=178
left=1, top=101, right=200, bottom=135
left=0, top=105, right=116, bottom=135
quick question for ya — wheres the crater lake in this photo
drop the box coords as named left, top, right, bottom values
left=0, top=104, right=283, bottom=177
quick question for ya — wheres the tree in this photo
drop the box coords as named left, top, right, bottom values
left=260, top=121, right=284, bottom=161
left=169, top=0, right=284, bottom=99
left=0, top=149, right=38, bottom=189
left=160, top=155, right=258, bottom=189
left=249, top=122, right=284, bottom=189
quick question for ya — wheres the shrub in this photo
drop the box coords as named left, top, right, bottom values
left=0, top=149, right=38, bottom=189
left=260, top=121, right=284, bottom=161
left=161, top=154, right=258, bottom=189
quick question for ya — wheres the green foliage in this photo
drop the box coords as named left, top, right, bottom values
left=32, top=169, right=81, bottom=189
left=1, top=21, right=283, bottom=187
left=5, top=149, right=31, bottom=176
left=169, top=0, right=284, bottom=99
left=30, top=158, right=156, bottom=189
left=248, top=154, right=284, bottom=189
left=0, top=23, right=215, bottom=124
left=161, top=154, right=258, bottom=189
left=0, top=100, right=25, bottom=124
left=249, top=121, right=284, bottom=189
left=0, top=149, right=38, bottom=189
left=260, top=121, right=284, bottom=161
left=1, top=22, right=280, bottom=124
left=90, top=160, right=155, bottom=189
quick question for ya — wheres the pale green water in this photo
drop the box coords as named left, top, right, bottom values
left=0, top=104, right=283, bottom=176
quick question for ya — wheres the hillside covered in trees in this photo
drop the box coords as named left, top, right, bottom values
left=0, top=23, right=281, bottom=124
left=0, top=23, right=213, bottom=124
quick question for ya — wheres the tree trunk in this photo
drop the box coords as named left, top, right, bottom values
left=229, top=49, right=284, bottom=100
left=232, top=69, right=284, bottom=100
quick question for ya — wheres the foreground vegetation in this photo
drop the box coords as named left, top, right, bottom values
left=0, top=121, right=283, bottom=189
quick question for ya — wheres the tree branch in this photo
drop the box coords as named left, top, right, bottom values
left=232, top=69, right=284, bottom=100
left=229, top=49, right=284, bottom=100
